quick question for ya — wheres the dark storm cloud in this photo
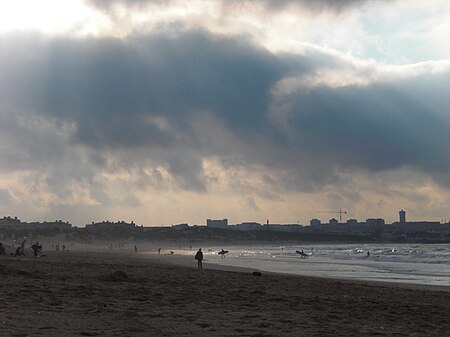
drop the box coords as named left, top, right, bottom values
left=282, top=75, right=450, bottom=179
left=84, top=0, right=381, bottom=13
left=0, top=29, right=449, bottom=193
left=0, top=31, right=291, bottom=151
left=0, top=30, right=297, bottom=192
left=223, top=0, right=378, bottom=12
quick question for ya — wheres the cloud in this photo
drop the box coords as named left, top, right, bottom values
left=0, top=30, right=289, bottom=147
left=274, top=73, right=450, bottom=172
left=244, top=196, right=260, bottom=212
left=0, top=28, right=449, bottom=202
left=0, top=188, right=19, bottom=205
left=85, top=0, right=168, bottom=9
left=85, top=0, right=381, bottom=13
left=223, top=0, right=379, bottom=13
left=0, top=30, right=294, bottom=194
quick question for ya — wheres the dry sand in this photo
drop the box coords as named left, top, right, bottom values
left=1, top=250, right=450, bottom=337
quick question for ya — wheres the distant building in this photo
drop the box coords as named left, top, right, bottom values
left=399, top=210, right=406, bottom=223
left=233, top=222, right=262, bottom=231
left=329, top=218, right=339, bottom=225
left=0, top=216, right=21, bottom=226
left=266, top=224, right=303, bottom=232
left=0, top=217, right=71, bottom=231
left=310, top=219, right=321, bottom=227
left=27, top=220, right=72, bottom=231
left=172, top=223, right=189, bottom=230
left=366, top=218, right=385, bottom=226
left=206, top=219, right=228, bottom=229
left=85, top=220, right=136, bottom=231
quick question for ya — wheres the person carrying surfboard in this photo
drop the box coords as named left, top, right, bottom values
left=218, top=249, right=228, bottom=258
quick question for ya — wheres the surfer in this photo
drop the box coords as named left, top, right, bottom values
left=218, top=249, right=228, bottom=258
left=296, top=250, right=308, bottom=258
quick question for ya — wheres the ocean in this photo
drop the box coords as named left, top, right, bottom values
left=197, top=243, right=450, bottom=287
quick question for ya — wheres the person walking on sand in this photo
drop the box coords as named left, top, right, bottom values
left=195, top=248, right=203, bottom=269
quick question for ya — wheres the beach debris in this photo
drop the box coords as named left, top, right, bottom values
left=252, top=271, right=262, bottom=277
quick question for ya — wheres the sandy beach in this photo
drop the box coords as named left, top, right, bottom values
left=1, top=250, right=450, bottom=337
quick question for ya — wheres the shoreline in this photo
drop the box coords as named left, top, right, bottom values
left=6, top=240, right=448, bottom=291
left=136, top=250, right=450, bottom=293
left=1, top=250, right=450, bottom=336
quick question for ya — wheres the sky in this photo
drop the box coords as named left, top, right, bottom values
left=0, top=0, right=449, bottom=226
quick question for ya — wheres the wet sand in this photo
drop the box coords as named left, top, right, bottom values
left=1, top=250, right=449, bottom=336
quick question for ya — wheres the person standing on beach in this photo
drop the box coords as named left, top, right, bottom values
left=195, top=248, right=203, bottom=269
left=20, top=239, right=26, bottom=255
left=31, top=242, right=40, bottom=257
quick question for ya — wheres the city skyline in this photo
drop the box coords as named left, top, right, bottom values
left=0, top=208, right=448, bottom=228
left=0, top=1, right=450, bottom=226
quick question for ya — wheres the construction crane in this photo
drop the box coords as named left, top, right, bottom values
left=317, top=209, right=348, bottom=223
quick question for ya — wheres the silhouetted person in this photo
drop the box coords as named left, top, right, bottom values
left=195, top=248, right=203, bottom=269
left=367, top=251, right=370, bottom=257
left=15, top=246, right=23, bottom=256
left=31, top=242, right=40, bottom=257
left=62, top=244, right=66, bottom=252
left=0, top=243, right=5, bottom=255
left=158, top=248, right=161, bottom=255
left=20, top=239, right=26, bottom=255
left=134, top=245, right=138, bottom=253
left=219, top=249, right=227, bottom=258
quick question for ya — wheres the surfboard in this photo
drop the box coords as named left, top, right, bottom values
left=296, top=250, right=308, bottom=257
